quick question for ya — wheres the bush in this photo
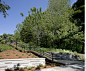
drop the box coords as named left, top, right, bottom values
left=28, top=67, right=32, bottom=70
left=19, top=68, right=24, bottom=71
left=14, top=67, right=20, bottom=70
left=5, top=69, right=11, bottom=71
left=1, top=40, right=6, bottom=44
left=0, top=38, right=2, bottom=42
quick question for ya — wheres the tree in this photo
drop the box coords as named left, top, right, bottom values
left=72, top=0, right=85, bottom=24
left=20, top=7, right=45, bottom=47
left=14, top=23, right=23, bottom=42
left=2, top=33, right=8, bottom=39
left=0, top=0, right=11, bottom=18
left=45, top=0, right=84, bottom=52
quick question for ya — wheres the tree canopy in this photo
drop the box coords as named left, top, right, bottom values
left=0, top=0, right=11, bottom=18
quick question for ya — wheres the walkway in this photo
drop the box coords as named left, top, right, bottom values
left=34, top=62, right=85, bottom=71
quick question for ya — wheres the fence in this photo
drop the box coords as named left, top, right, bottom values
left=9, top=40, right=57, bottom=62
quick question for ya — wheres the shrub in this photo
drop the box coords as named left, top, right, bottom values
left=51, top=63, right=55, bottom=67
left=19, top=68, right=24, bottom=71
left=6, top=55, right=10, bottom=56
left=39, top=64, right=43, bottom=67
left=5, top=68, right=11, bottom=71
left=24, top=67, right=27, bottom=69
left=1, top=40, right=6, bottom=44
left=0, top=38, right=2, bottom=42
left=19, top=56, right=21, bottom=58
left=14, top=67, right=20, bottom=70
left=28, top=67, right=32, bottom=70
left=36, top=66, right=40, bottom=69
left=0, top=57, right=3, bottom=59
left=16, top=54, right=18, bottom=56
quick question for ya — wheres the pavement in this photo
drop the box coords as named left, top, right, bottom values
left=34, top=62, right=85, bottom=71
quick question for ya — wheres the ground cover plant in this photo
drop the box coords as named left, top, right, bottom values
left=10, top=61, right=63, bottom=71
left=0, top=44, right=14, bottom=52
left=0, top=48, right=38, bottom=59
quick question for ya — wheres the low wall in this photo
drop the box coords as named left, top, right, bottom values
left=0, top=58, right=45, bottom=70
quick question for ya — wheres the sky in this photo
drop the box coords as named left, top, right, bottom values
left=0, top=0, right=77, bottom=35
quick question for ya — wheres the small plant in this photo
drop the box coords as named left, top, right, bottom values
left=6, top=54, right=10, bottom=56
left=44, top=65, right=47, bottom=68
left=0, top=55, right=1, bottom=57
left=19, top=68, right=24, bottom=71
left=28, top=67, right=32, bottom=70
left=27, top=56, right=29, bottom=58
left=16, top=54, right=18, bottom=56
left=28, top=53, right=31, bottom=56
left=39, top=64, right=43, bottom=67
left=56, top=63, right=60, bottom=66
left=36, top=65, right=40, bottom=69
left=51, top=63, right=55, bottom=67
left=13, top=52, right=15, bottom=54
left=19, top=56, right=21, bottom=58
left=24, top=67, right=27, bottom=69
left=14, top=67, right=20, bottom=70
left=22, top=54, right=24, bottom=56
left=31, top=66, right=35, bottom=68
left=5, top=68, right=11, bottom=71
left=0, top=57, right=3, bottom=59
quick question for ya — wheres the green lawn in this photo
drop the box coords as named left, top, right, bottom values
left=0, top=44, right=14, bottom=52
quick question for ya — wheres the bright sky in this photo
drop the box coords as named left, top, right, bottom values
left=0, top=0, right=77, bottom=35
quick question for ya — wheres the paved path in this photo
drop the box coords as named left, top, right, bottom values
left=34, top=62, right=85, bottom=71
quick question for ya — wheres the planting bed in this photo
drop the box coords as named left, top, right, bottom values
left=10, top=61, right=63, bottom=71
left=0, top=49, right=38, bottom=59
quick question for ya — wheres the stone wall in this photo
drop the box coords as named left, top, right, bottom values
left=46, top=52, right=84, bottom=61
left=0, top=58, right=45, bottom=71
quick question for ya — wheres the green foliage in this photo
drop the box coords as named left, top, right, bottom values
left=19, top=68, right=24, bottom=71
left=0, top=0, right=11, bottom=18
left=0, top=38, right=2, bottom=42
left=14, top=67, right=20, bottom=70
left=19, top=56, right=21, bottom=58
left=6, top=54, right=10, bottom=56
left=72, top=0, right=84, bottom=23
left=2, top=33, right=8, bottom=39
left=39, top=64, right=43, bottom=67
left=0, top=44, right=14, bottom=52
left=0, top=57, right=3, bottom=59
left=14, top=0, right=84, bottom=53
left=5, top=68, right=11, bottom=71
left=28, top=67, right=32, bottom=70
left=16, top=54, right=18, bottom=56
left=1, top=40, right=6, bottom=44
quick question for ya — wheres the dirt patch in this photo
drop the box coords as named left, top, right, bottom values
left=0, top=49, right=38, bottom=59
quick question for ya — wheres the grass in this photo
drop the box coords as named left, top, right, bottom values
left=0, top=44, right=14, bottom=52
left=39, top=47, right=80, bottom=55
left=76, top=59, right=85, bottom=62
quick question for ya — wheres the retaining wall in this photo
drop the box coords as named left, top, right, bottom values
left=0, top=58, right=45, bottom=71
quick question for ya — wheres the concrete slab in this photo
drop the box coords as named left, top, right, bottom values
left=54, top=60, right=83, bottom=65
left=34, top=63, right=85, bottom=71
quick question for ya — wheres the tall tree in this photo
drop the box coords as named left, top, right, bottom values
left=72, top=0, right=85, bottom=24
